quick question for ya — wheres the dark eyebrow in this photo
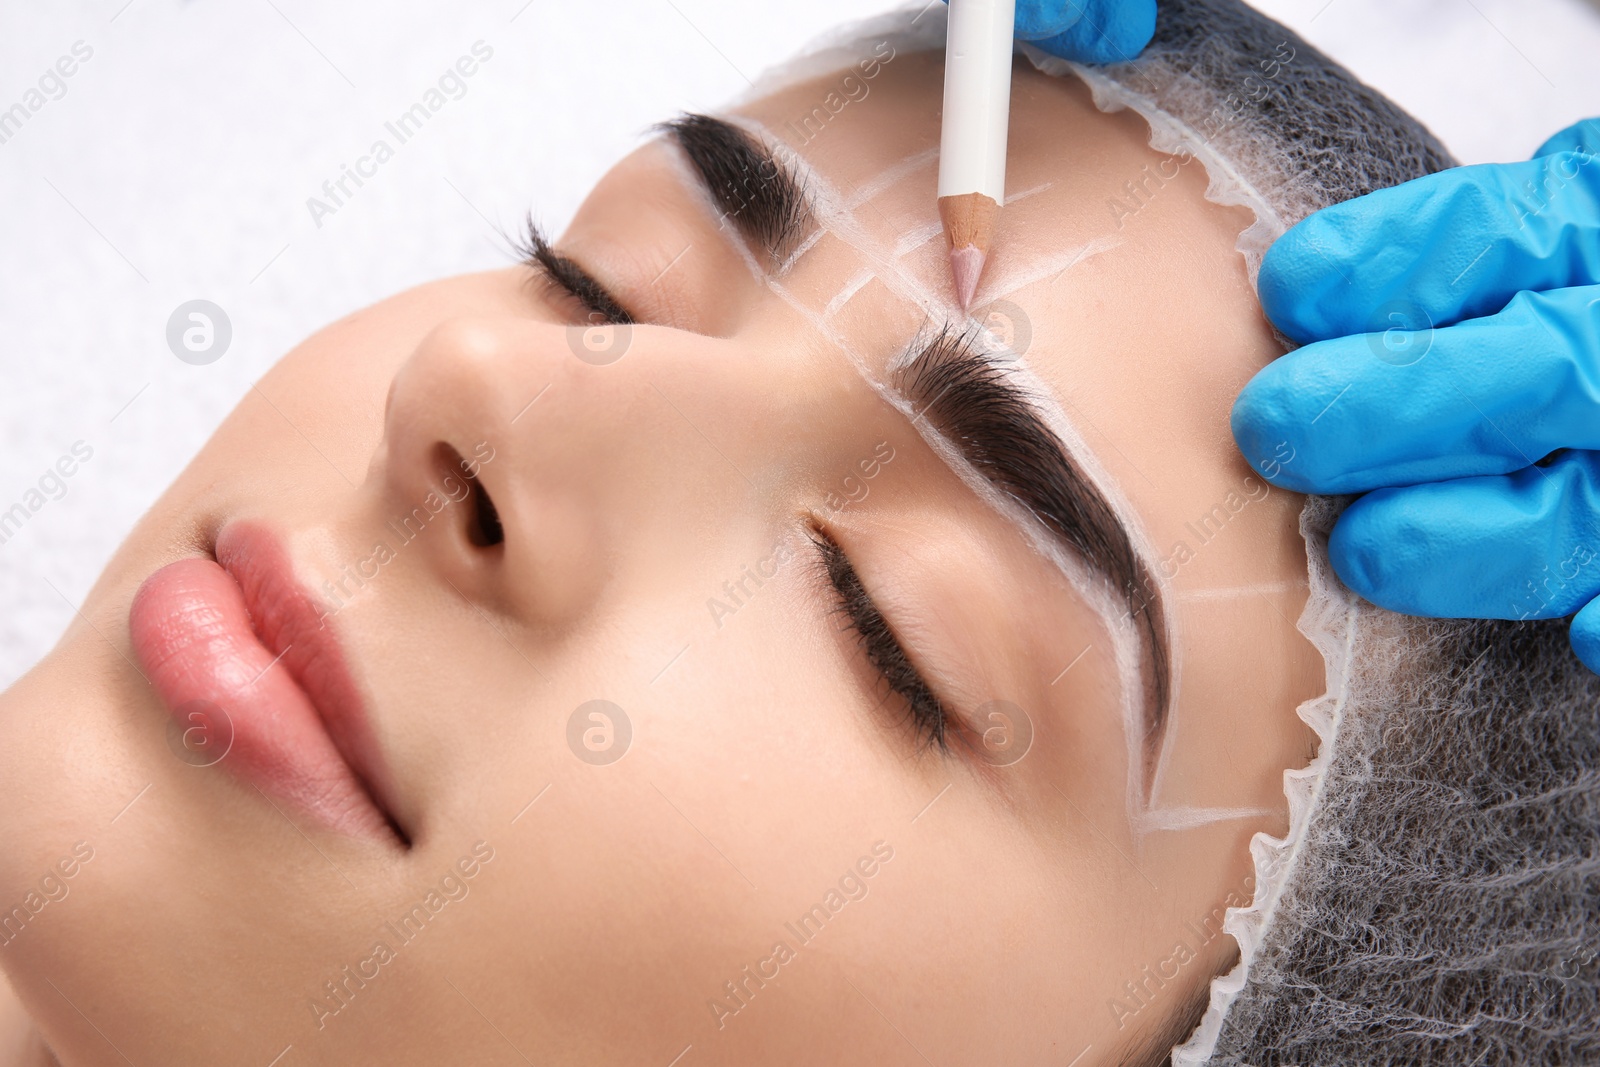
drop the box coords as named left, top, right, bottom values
left=895, top=326, right=1170, bottom=763
left=655, top=113, right=811, bottom=263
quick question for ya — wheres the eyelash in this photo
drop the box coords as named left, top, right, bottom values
left=808, top=527, right=950, bottom=753
left=513, top=215, right=635, bottom=326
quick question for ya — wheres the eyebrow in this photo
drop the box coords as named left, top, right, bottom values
left=896, top=327, right=1171, bottom=759
left=657, top=113, right=811, bottom=262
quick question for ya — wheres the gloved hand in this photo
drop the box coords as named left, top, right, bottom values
left=941, top=0, right=1157, bottom=65
left=1231, top=117, right=1600, bottom=670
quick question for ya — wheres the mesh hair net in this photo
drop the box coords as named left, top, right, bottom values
left=744, top=1, right=1599, bottom=1063
left=1025, top=0, right=1455, bottom=277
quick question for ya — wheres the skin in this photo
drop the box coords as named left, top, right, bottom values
left=0, top=46, right=1320, bottom=1067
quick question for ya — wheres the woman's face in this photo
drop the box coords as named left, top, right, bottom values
left=0, top=45, right=1320, bottom=1067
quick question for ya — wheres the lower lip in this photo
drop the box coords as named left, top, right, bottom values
left=129, top=524, right=400, bottom=843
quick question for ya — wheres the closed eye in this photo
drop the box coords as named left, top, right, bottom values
left=808, top=526, right=950, bottom=754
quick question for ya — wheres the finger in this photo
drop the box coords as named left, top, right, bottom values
left=1012, top=0, right=1085, bottom=40
left=1327, top=450, right=1600, bottom=620
left=1028, top=0, right=1156, bottom=64
left=1257, top=154, right=1600, bottom=344
left=1534, top=117, right=1600, bottom=159
left=1567, top=597, right=1600, bottom=674
left=1233, top=285, right=1600, bottom=494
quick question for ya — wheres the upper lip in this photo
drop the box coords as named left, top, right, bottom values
left=216, top=521, right=411, bottom=847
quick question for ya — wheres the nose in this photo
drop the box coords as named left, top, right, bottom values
left=376, top=314, right=611, bottom=626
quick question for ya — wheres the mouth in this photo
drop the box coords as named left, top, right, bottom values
left=129, top=520, right=410, bottom=848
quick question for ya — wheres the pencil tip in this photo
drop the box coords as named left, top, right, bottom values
left=950, top=245, right=985, bottom=310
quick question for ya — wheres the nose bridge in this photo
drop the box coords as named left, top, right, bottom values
left=378, top=311, right=780, bottom=623
left=387, top=312, right=767, bottom=491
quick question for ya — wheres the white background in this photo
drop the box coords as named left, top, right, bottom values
left=1, top=0, right=1597, bottom=686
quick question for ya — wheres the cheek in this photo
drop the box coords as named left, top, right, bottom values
left=445, top=581, right=940, bottom=1035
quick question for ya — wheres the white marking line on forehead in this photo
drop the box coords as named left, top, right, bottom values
left=824, top=268, right=875, bottom=319
left=893, top=220, right=945, bottom=258
left=1177, top=581, right=1308, bottom=602
left=1135, top=805, right=1280, bottom=833
left=844, top=146, right=939, bottom=207
left=974, top=235, right=1120, bottom=306
left=1004, top=181, right=1054, bottom=206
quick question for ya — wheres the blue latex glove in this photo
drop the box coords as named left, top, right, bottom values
left=1231, top=117, right=1600, bottom=669
left=941, top=0, right=1157, bottom=65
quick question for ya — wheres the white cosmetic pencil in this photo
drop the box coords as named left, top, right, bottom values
left=938, top=0, right=1016, bottom=311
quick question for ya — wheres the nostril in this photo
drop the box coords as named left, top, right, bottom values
left=468, top=478, right=504, bottom=548
left=434, top=442, right=505, bottom=549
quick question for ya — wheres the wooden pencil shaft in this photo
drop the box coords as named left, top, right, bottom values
left=938, top=192, right=999, bottom=252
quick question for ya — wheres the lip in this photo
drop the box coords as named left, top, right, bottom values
left=129, top=520, right=408, bottom=846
